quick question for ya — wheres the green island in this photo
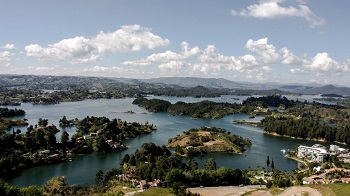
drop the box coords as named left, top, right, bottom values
left=0, top=107, right=28, bottom=133
left=167, top=126, right=251, bottom=156
left=132, top=97, right=264, bottom=119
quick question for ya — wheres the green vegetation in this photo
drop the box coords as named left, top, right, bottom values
left=242, top=95, right=296, bottom=108
left=0, top=118, right=28, bottom=133
left=133, top=97, right=256, bottom=119
left=167, top=126, right=251, bottom=156
left=0, top=108, right=25, bottom=117
left=133, top=95, right=301, bottom=119
left=261, top=103, right=350, bottom=144
left=0, top=107, right=27, bottom=133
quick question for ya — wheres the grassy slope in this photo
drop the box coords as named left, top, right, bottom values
left=135, top=188, right=175, bottom=196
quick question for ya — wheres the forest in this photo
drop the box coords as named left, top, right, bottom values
left=261, top=115, right=350, bottom=144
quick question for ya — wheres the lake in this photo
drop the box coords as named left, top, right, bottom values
left=6, top=96, right=344, bottom=187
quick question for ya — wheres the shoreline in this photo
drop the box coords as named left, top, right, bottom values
left=284, top=154, right=308, bottom=168
left=263, top=131, right=328, bottom=143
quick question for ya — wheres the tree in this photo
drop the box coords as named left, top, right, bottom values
left=61, top=131, right=69, bottom=144
left=121, top=154, right=130, bottom=165
left=266, top=156, right=270, bottom=170
left=45, top=132, right=56, bottom=148
left=38, top=118, right=48, bottom=127
left=128, top=154, right=136, bottom=166
left=20, top=185, right=43, bottom=196
left=188, top=157, right=198, bottom=170
left=204, top=158, right=216, bottom=170
left=96, top=137, right=108, bottom=152
left=271, top=159, right=275, bottom=170
left=95, top=170, right=104, bottom=185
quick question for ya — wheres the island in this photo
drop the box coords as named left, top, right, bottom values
left=167, top=126, right=251, bottom=156
left=0, top=107, right=27, bottom=133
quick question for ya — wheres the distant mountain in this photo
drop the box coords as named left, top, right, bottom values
left=293, top=85, right=350, bottom=96
left=137, top=77, right=278, bottom=90
left=2, top=75, right=350, bottom=96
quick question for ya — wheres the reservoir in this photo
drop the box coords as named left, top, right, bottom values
left=7, top=96, right=345, bottom=187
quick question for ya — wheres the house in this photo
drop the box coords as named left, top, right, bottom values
left=302, top=175, right=323, bottom=184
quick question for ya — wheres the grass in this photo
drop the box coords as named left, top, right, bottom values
left=103, top=185, right=139, bottom=196
left=309, top=184, right=335, bottom=196
left=268, top=187, right=285, bottom=195
left=326, top=183, right=350, bottom=196
left=135, top=188, right=175, bottom=196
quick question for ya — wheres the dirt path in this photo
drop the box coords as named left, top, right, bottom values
left=188, top=185, right=267, bottom=196
left=188, top=186, right=321, bottom=196
left=278, top=186, right=322, bottom=196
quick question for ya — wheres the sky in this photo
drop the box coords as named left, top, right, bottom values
left=1, top=0, right=350, bottom=86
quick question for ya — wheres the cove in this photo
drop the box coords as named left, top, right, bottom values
left=7, top=96, right=347, bottom=187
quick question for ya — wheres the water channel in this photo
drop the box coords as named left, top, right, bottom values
left=6, top=95, right=346, bottom=187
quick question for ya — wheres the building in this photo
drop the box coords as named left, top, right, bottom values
left=297, top=144, right=328, bottom=162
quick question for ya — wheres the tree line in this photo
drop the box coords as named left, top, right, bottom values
left=261, top=116, right=350, bottom=144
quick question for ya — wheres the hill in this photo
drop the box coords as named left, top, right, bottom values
left=292, top=85, right=350, bottom=96
left=167, top=126, right=251, bottom=156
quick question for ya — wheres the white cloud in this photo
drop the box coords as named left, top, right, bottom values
left=82, top=65, right=150, bottom=77
left=26, top=36, right=93, bottom=60
left=262, top=66, right=272, bottom=73
left=231, top=0, right=325, bottom=27
left=0, top=51, right=14, bottom=62
left=122, top=42, right=199, bottom=67
left=192, top=63, right=221, bottom=74
left=25, top=25, right=170, bottom=61
left=280, top=47, right=303, bottom=65
left=181, top=42, right=200, bottom=58
left=121, top=37, right=350, bottom=80
left=305, top=52, right=348, bottom=72
left=2, top=44, right=16, bottom=50
left=245, top=37, right=279, bottom=64
left=290, top=68, right=307, bottom=74
left=92, top=25, right=169, bottom=53
left=228, top=55, right=259, bottom=71
left=35, top=66, right=57, bottom=71
left=158, top=61, right=185, bottom=72
left=71, top=54, right=101, bottom=64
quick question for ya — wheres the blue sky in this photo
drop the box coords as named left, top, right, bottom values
left=1, top=0, right=350, bottom=86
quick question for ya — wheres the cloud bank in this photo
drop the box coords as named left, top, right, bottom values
left=121, top=37, right=350, bottom=81
left=25, top=25, right=170, bottom=62
left=231, top=0, right=325, bottom=27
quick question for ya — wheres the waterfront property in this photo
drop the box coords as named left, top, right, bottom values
left=297, top=144, right=328, bottom=162
left=302, top=168, right=350, bottom=184
left=297, top=144, right=349, bottom=163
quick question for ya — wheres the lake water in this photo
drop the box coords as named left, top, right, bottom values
left=6, top=96, right=344, bottom=187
